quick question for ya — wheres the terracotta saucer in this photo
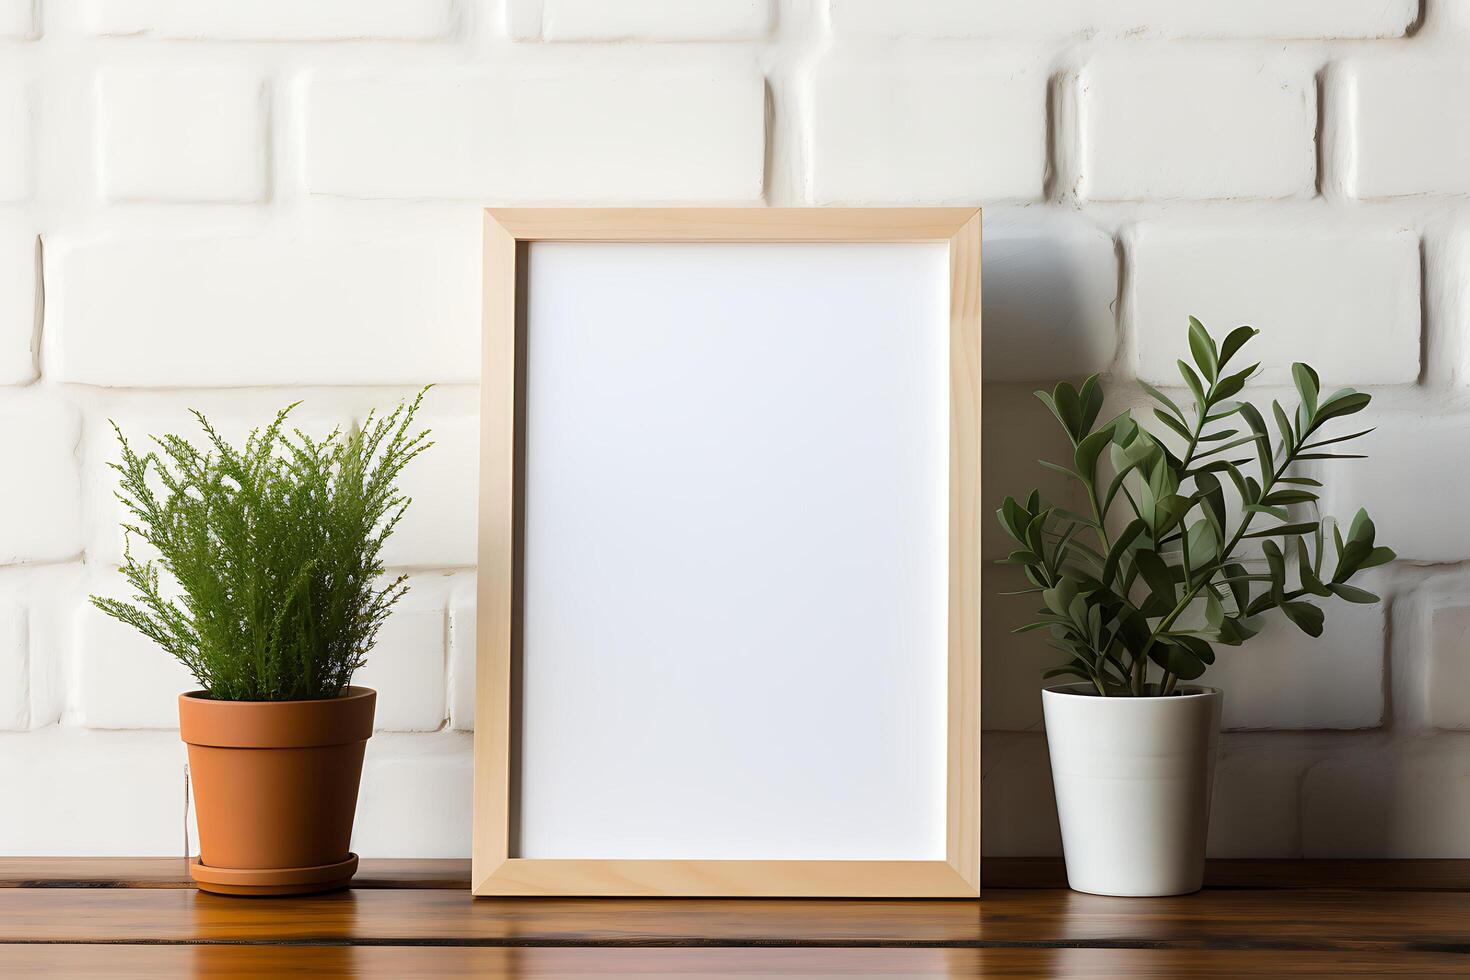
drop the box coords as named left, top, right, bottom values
left=190, top=853, right=359, bottom=897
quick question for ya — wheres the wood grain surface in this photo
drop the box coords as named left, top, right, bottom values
left=2, top=944, right=1466, bottom=978
left=11, top=856, right=1470, bottom=891
left=2, top=859, right=1467, bottom=977
left=0, top=885, right=1467, bottom=951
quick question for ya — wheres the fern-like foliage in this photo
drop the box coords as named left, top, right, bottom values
left=91, top=390, right=432, bottom=701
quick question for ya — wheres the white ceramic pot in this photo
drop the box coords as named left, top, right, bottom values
left=1042, top=683, right=1223, bottom=897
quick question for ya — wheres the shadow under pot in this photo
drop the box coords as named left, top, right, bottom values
left=178, top=687, right=376, bottom=897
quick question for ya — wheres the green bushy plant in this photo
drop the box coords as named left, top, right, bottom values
left=997, top=319, right=1392, bottom=697
left=91, top=391, right=432, bottom=701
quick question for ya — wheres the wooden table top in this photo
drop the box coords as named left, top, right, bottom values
left=1, top=857, right=1466, bottom=977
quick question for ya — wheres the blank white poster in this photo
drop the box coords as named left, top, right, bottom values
left=518, top=242, right=951, bottom=860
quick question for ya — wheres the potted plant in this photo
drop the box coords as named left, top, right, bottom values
left=998, top=319, right=1391, bottom=897
left=92, top=393, right=430, bottom=896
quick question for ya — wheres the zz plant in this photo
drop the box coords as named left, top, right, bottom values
left=91, top=392, right=431, bottom=702
left=998, top=319, right=1392, bottom=697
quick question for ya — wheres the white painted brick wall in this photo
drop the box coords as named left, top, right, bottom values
left=0, top=75, right=34, bottom=203
left=305, top=69, right=765, bottom=202
left=352, top=583, right=448, bottom=732
left=512, top=0, right=773, bottom=42
left=982, top=217, right=1117, bottom=380
left=96, top=69, right=269, bottom=204
left=810, top=58, right=1046, bottom=203
left=0, top=231, right=36, bottom=385
left=829, top=0, right=1419, bottom=40
left=1428, top=604, right=1470, bottom=730
left=0, top=0, right=1466, bottom=861
left=0, top=0, right=34, bottom=38
left=0, top=401, right=82, bottom=563
left=0, top=600, right=26, bottom=730
left=1322, top=417, right=1467, bottom=563
left=1130, top=227, right=1421, bottom=385
left=1348, top=62, right=1470, bottom=198
left=86, top=0, right=457, bottom=41
left=1208, top=593, right=1386, bottom=731
left=380, top=413, right=478, bottom=568
left=1080, top=57, right=1316, bottom=201
left=0, top=730, right=185, bottom=855
left=447, top=579, right=476, bottom=731
left=74, top=596, right=197, bottom=729
left=48, top=235, right=479, bottom=386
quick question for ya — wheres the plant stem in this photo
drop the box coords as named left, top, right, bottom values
left=1151, top=430, right=1304, bottom=694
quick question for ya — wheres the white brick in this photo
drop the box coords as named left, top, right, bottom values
left=0, top=76, right=34, bottom=202
left=97, top=69, right=268, bottom=204
left=984, top=383, right=1126, bottom=734
left=1080, top=58, right=1315, bottom=201
left=353, top=592, right=446, bottom=732
left=86, top=0, right=455, bottom=40
left=1302, top=738, right=1470, bottom=856
left=448, top=580, right=475, bottom=731
left=0, top=231, right=36, bottom=384
left=0, top=729, right=185, bottom=855
left=0, top=601, right=26, bottom=729
left=981, top=733, right=1060, bottom=855
left=981, top=383, right=1087, bottom=564
left=1322, top=417, right=1466, bottom=563
left=353, top=733, right=471, bottom=857
left=1208, top=736, right=1311, bottom=858
left=0, top=402, right=82, bottom=563
left=1209, top=595, right=1385, bottom=731
left=1428, top=605, right=1470, bottom=729
left=0, top=0, right=35, bottom=38
left=514, top=0, right=772, bottom=41
left=811, top=60, right=1044, bottom=203
left=305, top=70, right=764, bottom=202
left=830, top=0, right=1417, bottom=39
left=49, top=235, right=479, bottom=386
left=1130, top=228, right=1420, bottom=385
left=983, top=220, right=1117, bottom=381
left=982, top=573, right=1049, bottom=733
left=381, top=414, right=477, bottom=568
left=1348, top=63, right=1470, bottom=199
left=75, top=596, right=196, bottom=729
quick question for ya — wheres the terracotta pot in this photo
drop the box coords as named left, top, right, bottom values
left=179, top=686, right=375, bottom=897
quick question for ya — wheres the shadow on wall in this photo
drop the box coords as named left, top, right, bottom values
left=979, top=224, right=1119, bottom=737
left=980, top=226, right=1119, bottom=384
left=977, top=225, right=1119, bottom=856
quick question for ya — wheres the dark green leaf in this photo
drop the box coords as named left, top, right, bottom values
left=1102, top=518, right=1148, bottom=587
left=1292, top=363, right=1319, bottom=420
left=1177, top=360, right=1207, bottom=411
left=1141, top=381, right=1185, bottom=422
left=1280, top=600, right=1325, bottom=637
left=1218, top=325, right=1258, bottom=367
left=1077, top=374, right=1104, bottom=436
left=1300, top=428, right=1375, bottom=452
left=1133, top=548, right=1176, bottom=607
left=1314, top=391, right=1371, bottom=426
left=1186, top=519, right=1218, bottom=569
left=1271, top=400, right=1294, bottom=452
left=1262, top=489, right=1317, bottom=506
left=1242, top=521, right=1320, bottom=539
left=1328, top=583, right=1379, bottom=603
left=1074, top=424, right=1116, bottom=482
left=1188, top=316, right=1219, bottom=382
left=1237, top=402, right=1274, bottom=484
left=1153, top=408, right=1193, bottom=442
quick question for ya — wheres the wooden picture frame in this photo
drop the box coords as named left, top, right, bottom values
left=473, top=208, right=982, bottom=897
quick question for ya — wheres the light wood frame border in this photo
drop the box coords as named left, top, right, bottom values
left=474, top=208, right=981, bottom=898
